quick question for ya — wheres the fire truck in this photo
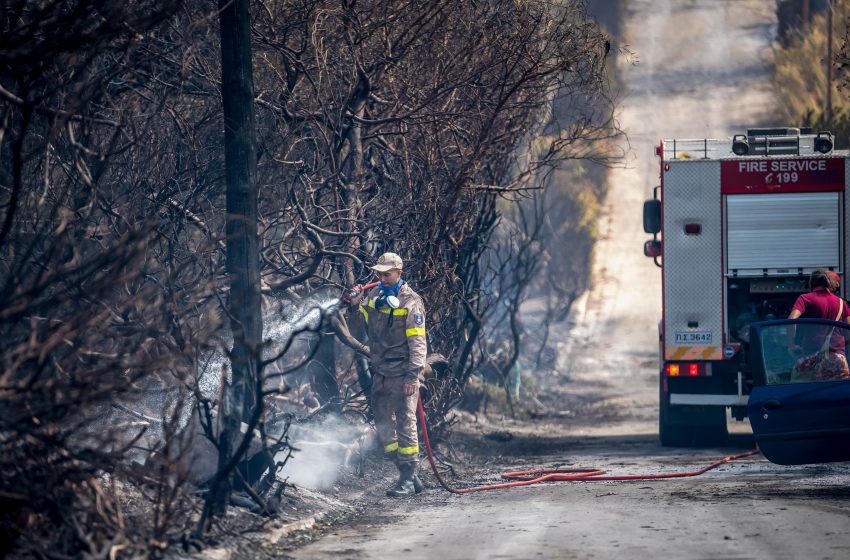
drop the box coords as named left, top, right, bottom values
left=643, top=127, right=849, bottom=446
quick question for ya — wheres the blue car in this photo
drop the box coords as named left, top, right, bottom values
left=748, top=318, right=850, bottom=465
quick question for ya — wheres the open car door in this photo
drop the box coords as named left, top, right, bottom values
left=748, top=318, right=850, bottom=465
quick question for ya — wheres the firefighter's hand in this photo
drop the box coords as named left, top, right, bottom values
left=403, top=382, right=418, bottom=397
left=348, top=284, right=365, bottom=305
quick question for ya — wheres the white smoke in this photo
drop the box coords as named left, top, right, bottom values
left=206, top=292, right=369, bottom=490
left=109, top=291, right=364, bottom=485
left=277, top=414, right=374, bottom=490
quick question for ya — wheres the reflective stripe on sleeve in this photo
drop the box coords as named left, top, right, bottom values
left=406, top=327, right=426, bottom=337
left=384, top=442, right=399, bottom=453
left=397, top=444, right=419, bottom=455
left=359, top=305, right=369, bottom=323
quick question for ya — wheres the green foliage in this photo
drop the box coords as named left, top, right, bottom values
left=773, top=1, right=850, bottom=147
left=458, top=373, right=535, bottom=419
left=539, top=158, right=606, bottom=296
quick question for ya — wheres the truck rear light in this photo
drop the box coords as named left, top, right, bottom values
left=665, top=362, right=705, bottom=377
left=684, top=223, right=701, bottom=235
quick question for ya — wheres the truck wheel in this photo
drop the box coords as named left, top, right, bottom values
left=659, top=376, right=728, bottom=447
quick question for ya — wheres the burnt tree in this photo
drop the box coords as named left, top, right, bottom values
left=206, top=0, right=263, bottom=520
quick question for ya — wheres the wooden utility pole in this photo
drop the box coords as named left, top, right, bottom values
left=827, top=0, right=834, bottom=125
left=213, top=0, right=262, bottom=516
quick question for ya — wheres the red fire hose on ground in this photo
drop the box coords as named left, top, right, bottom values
left=416, top=396, right=760, bottom=494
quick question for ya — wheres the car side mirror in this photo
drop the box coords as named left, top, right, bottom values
left=643, top=199, right=661, bottom=234
left=644, top=239, right=662, bottom=258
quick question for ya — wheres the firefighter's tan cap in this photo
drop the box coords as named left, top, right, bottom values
left=371, top=252, right=403, bottom=272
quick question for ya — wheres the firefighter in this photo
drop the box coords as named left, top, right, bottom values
left=349, top=252, right=427, bottom=497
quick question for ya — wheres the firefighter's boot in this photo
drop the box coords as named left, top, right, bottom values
left=413, top=470, right=424, bottom=494
left=386, top=463, right=416, bottom=497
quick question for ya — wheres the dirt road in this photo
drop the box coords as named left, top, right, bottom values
left=282, top=1, right=850, bottom=558
left=559, top=0, right=780, bottom=439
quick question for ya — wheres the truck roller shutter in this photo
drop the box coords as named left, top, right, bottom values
left=725, top=193, right=840, bottom=275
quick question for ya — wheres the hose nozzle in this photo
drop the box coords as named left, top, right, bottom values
left=342, top=281, right=380, bottom=303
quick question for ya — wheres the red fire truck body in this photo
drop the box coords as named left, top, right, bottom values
left=644, top=128, right=849, bottom=445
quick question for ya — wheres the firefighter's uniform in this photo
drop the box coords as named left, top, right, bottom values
left=350, top=253, right=427, bottom=496
left=359, top=282, right=427, bottom=463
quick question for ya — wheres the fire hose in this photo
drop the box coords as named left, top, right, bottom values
left=342, top=281, right=381, bottom=303
left=416, top=395, right=760, bottom=494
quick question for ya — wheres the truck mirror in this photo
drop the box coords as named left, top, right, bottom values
left=643, top=239, right=662, bottom=258
left=643, top=199, right=661, bottom=234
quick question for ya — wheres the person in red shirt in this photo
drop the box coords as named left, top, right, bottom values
left=788, top=269, right=850, bottom=381
left=826, top=270, right=847, bottom=302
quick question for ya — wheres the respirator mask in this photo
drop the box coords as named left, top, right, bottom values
left=375, top=278, right=403, bottom=309
left=374, top=295, right=400, bottom=309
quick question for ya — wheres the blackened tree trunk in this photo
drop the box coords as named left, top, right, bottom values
left=310, top=331, right=339, bottom=404
left=212, top=0, right=262, bottom=517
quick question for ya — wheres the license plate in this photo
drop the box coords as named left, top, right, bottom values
left=674, top=330, right=713, bottom=344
